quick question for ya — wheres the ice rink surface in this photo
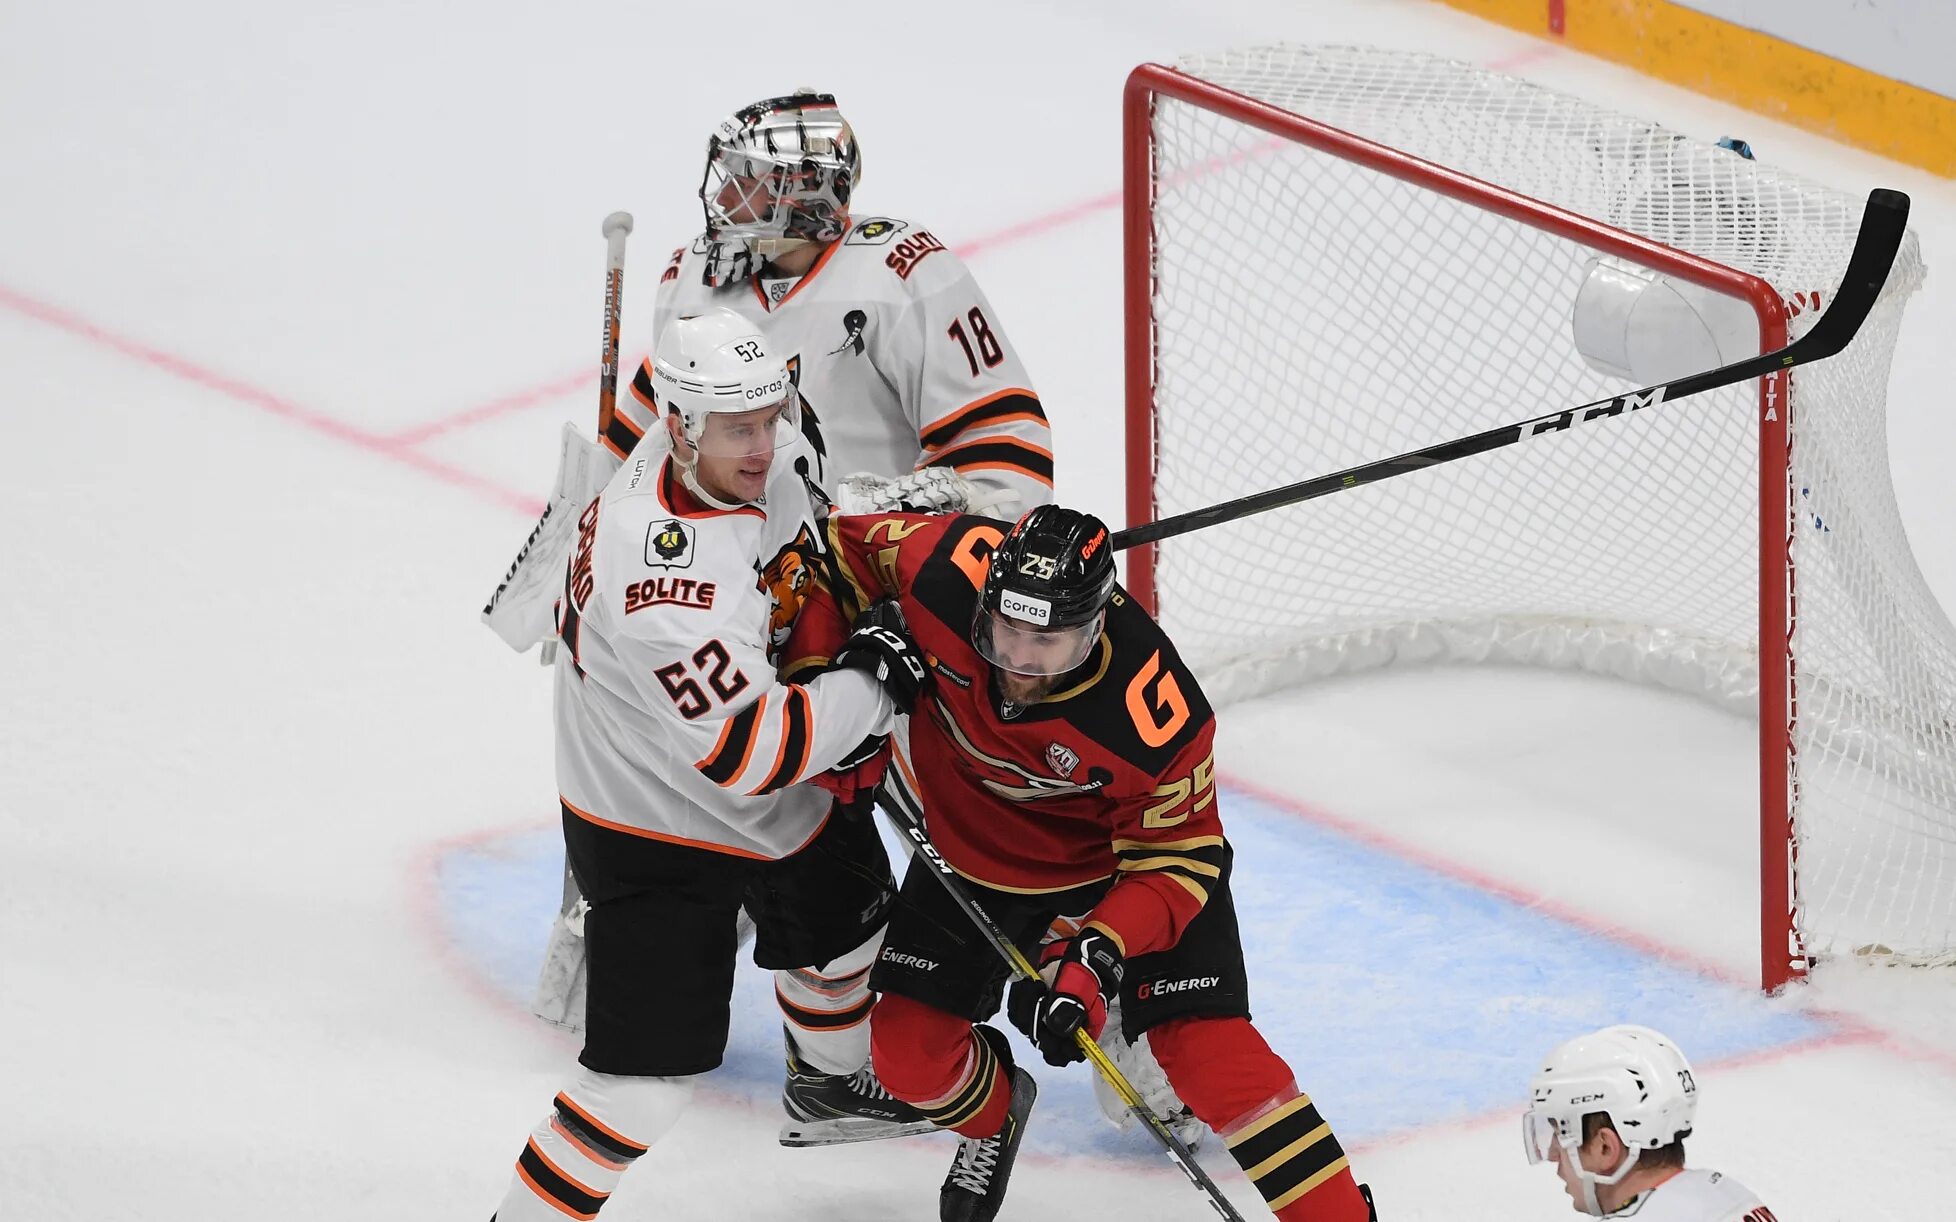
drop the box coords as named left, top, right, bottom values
left=4, top=2, right=1954, bottom=1219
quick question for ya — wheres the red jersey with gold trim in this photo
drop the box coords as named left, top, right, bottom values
left=784, top=513, right=1225, bottom=958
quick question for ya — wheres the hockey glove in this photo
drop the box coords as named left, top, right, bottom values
left=834, top=467, right=978, bottom=516
left=831, top=600, right=929, bottom=714
left=1008, top=931, right=1124, bottom=1067
left=813, top=734, right=893, bottom=811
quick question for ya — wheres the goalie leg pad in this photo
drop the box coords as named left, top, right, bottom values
left=1088, top=998, right=1206, bottom=1149
left=529, top=890, right=591, bottom=1034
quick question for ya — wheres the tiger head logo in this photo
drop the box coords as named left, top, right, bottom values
left=762, top=547, right=812, bottom=645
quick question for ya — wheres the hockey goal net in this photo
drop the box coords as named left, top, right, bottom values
left=1123, top=45, right=1954, bottom=991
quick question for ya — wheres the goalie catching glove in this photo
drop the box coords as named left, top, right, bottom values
left=1006, top=930, right=1124, bottom=1067
left=833, top=467, right=1012, bottom=517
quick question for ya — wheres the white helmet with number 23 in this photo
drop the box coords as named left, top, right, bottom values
left=1522, top=1024, right=1698, bottom=1216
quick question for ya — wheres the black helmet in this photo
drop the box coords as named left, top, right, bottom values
left=973, top=506, right=1116, bottom=676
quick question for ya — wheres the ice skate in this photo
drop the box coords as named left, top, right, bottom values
left=778, top=1031, right=938, bottom=1147
left=940, top=1066, right=1037, bottom=1222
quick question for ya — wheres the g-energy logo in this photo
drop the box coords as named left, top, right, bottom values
left=1133, top=975, right=1219, bottom=1000
left=879, top=949, right=938, bottom=972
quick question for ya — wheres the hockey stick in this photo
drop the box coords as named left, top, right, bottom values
left=874, top=777, right=1251, bottom=1222
left=501, top=212, right=636, bottom=1034
left=596, top=210, right=634, bottom=441
left=480, top=211, right=636, bottom=650
left=1112, top=187, right=1909, bottom=553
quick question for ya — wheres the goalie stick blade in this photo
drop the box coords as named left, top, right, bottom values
left=777, top=1116, right=940, bottom=1148
left=1112, top=186, right=1912, bottom=555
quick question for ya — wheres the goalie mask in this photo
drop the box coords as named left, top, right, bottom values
left=975, top=506, right=1116, bottom=678
left=1522, top=1025, right=1697, bottom=1216
left=700, top=90, right=859, bottom=287
left=650, top=307, right=800, bottom=506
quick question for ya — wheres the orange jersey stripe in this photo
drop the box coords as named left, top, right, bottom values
left=696, top=693, right=768, bottom=787
left=919, top=387, right=1044, bottom=451
left=560, top=797, right=778, bottom=862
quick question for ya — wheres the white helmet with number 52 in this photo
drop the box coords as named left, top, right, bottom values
left=650, top=307, right=801, bottom=461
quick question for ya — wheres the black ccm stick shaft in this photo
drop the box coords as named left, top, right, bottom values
left=1112, top=188, right=1910, bottom=554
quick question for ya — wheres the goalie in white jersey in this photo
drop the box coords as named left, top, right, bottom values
left=1524, top=1025, right=1776, bottom=1220
left=613, top=89, right=1054, bottom=522
left=491, top=309, right=935, bottom=1221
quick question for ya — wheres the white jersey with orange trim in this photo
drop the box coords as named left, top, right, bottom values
left=1607, top=1168, right=1774, bottom=1221
left=551, top=434, right=896, bottom=860
left=608, top=217, right=1054, bottom=518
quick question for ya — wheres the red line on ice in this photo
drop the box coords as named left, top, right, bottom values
left=0, top=280, right=542, bottom=515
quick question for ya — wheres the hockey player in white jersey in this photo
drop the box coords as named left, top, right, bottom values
left=490, top=309, right=935, bottom=1221
left=1524, top=1025, right=1777, bottom=1220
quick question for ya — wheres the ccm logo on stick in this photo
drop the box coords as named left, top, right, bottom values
left=1523, top=385, right=1668, bottom=439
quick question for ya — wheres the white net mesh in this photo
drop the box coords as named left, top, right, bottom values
left=1139, top=45, right=1956, bottom=967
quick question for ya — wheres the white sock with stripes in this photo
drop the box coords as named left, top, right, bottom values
left=774, top=929, right=882, bottom=1075
left=494, top=1069, right=692, bottom=1221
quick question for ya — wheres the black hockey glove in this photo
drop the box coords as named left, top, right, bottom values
left=1005, top=931, right=1124, bottom=1066
left=831, top=599, right=928, bottom=714
left=816, top=734, right=892, bottom=819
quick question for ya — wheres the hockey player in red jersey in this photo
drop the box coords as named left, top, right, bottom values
left=784, top=506, right=1375, bottom=1222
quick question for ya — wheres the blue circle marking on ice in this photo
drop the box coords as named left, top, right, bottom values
left=433, top=786, right=1826, bottom=1159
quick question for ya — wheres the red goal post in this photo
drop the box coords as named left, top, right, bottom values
left=1121, top=48, right=1941, bottom=993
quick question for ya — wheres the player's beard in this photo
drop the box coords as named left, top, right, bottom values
left=995, top=669, right=1059, bottom=714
